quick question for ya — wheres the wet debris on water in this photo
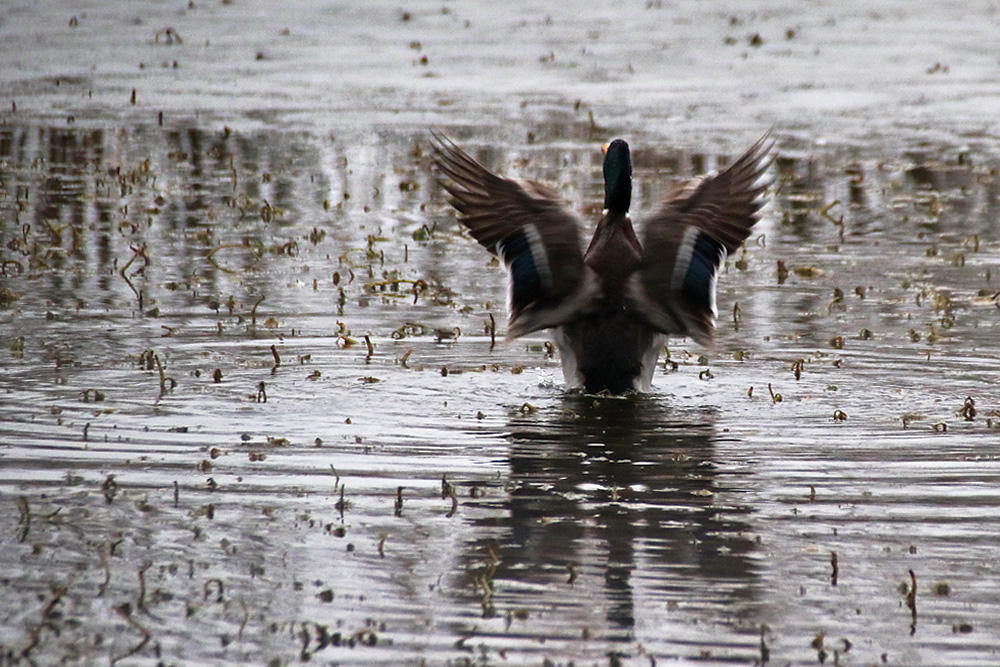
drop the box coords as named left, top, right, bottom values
left=80, top=388, right=106, bottom=402
left=335, top=485, right=350, bottom=518
left=475, top=544, right=501, bottom=618
left=960, top=396, right=976, bottom=421
left=153, top=353, right=176, bottom=394
left=442, top=475, right=458, bottom=517
left=248, top=294, right=266, bottom=334
left=776, top=260, right=789, bottom=284
left=270, top=344, right=281, bottom=372
left=119, top=243, right=150, bottom=306
left=811, top=631, right=826, bottom=663
left=793, top=265, right=822, bottom=279
left=0, top=284, right=19, bottom=308
left=8, top=335, right=25, bottom=357
left=485, top=312, right=497, bottom=348
left=204, top=578, right=224, bottom=603
left=364, top=335, right=375, bottom=362
left=394, top=486, right=404, bottom=516
left=759, top=624, right=770, bottom=664
left=256, top=381, right=267, bottom=402
left=828, top=288, right=845, bottom=313
left=102, top=474, right=119, bottom=503
left=154, top=27, right=182, bottom=44
left=768, top=383, right=782, bottom=404
left=16, top=496, right=30, bottom=542
left=20, top=586, right=68, bottom=662
left=833, top=410, right=848, bottom=422
left=434, top=326, right=460, bottom=343
left=905, top=569, right=918, bottom=634
left=830, top=551, right=839, bottom=586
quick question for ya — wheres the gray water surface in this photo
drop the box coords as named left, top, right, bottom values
left=3, top=2, right=1000, bottom=666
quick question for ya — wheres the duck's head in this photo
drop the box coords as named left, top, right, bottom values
left=601, top=139, right=632, bottom=213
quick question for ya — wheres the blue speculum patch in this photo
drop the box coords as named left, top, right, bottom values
left=497, top=230, right=543, bottom=311
left=682, top=233, right=724, bottom=313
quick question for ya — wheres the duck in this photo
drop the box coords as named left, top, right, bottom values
left=430, top=130, right=773, bottom=394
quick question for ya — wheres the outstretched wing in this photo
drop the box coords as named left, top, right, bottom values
left=430, top=131, right=595, bottom=338
left=632, top=132, right=774, bottom=345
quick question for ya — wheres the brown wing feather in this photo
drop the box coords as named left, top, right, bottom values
left=430, top=131, right=593, bottom=337
left=634, top=132, right=775, bottom=344
left=652, top=132, right=774, bottom=253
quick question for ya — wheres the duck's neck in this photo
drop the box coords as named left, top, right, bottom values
left=603, top=139, right=632, bottom=214
left=604, top=176, right=631, bottom=213
left=585, top=210, right=642, bottom=286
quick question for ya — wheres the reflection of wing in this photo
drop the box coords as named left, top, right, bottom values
left=632, top=133, right=774, bottom=345
left=430, top=131, right=597, bottom=337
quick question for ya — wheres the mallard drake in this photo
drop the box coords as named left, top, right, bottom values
left=430, top=131, right=773, bottom=394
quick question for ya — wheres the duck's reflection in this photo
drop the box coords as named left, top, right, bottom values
left=456, top=395, right=759, bottom=639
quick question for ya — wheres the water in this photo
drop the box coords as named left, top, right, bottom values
left=3, top=2, right=1000, bottom=665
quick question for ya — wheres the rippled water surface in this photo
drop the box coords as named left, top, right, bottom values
left=3, top=2, right=1000, bottom=665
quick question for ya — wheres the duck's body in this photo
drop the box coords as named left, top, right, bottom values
left=431, top=131, right=773, bottom=394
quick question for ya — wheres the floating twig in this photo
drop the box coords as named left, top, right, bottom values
left=335, top=485, right=348, bottom=519
left=16, top=496, right=30, bottom=542
left=249, top=295, right=265, bottom=332
left=137, top=561, right=152, bottom=613
left=206, top=242, right=263, bottom=273
left=271, top=344, right=281, bottom=373
left=442, top=475, right=458, bottom=518
left=111, top=602, right=151, bottom=665
left=154, top=353, right=176, bottom=394
left=364, top=335, right=374, bottom=362
left=906, top=569, right=917, bottom=634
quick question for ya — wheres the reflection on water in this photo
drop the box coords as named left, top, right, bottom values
left=454, top=397, right=760, bottom=656
left=4, top=121, right=1000, bottom=665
